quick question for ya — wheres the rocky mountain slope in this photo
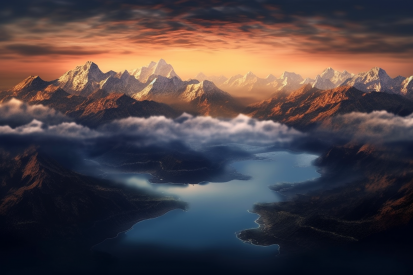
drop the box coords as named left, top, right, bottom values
left=6, top=60, right=239, bottom=118
left=0, top=78, right=180, bottom=127
left=132, top=77, right=241, bottom=117
left=238, top=142, right=413, bottom=254
left=0, top=146, right=185, bottom=244
left=246, top=84, right=413, bottom=130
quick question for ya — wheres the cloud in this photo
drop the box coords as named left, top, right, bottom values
left=1, top=1, right=413, bottom=55
left=3, top=44, right=108, bottom=56
left=321, top=111, right=413, bottom=143
left=0, top=100, right=302, bottom=147
left=99, top=113, right=302, bottom=147
left=0, top=98, right=71, bottom=127
left=0, top=99, right=305, bottom=183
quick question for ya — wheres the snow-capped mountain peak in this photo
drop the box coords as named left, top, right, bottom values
left=312, top=75, right=335, bottom=90
left=129, top=59, right=179, bottom=83
left=320, top=67, right=335, bottom=80
left=244, top=71, right=256, bottom=78
left=56, top=61, right=115, bottom=97
left=300, top=77, right=314, bottom=85
left=340, top=67, right=398, bottom=93
left=280, top=71, right=303, bottom=82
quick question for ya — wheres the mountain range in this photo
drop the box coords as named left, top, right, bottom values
left=195, top=67, right=413, bottom=100
left=246, top=84, right=413, bottom=130
left=2, top=59, right=413, bottom=127
left=0, top=77, right=179, bottom=127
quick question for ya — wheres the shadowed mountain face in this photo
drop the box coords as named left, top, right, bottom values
left=0, top=146, right=186, bottom=247
left=66, top=90, right=180, bottom=127
left=238, top=142, right=413, bottom=254
left=246, top=84, right=413, bottom=130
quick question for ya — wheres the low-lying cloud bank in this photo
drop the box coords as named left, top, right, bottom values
left=0, top=100, right=303, bottom=148
left=323, top=111, right=413, bottom=144
left=0, top=98, right=71, bottom=127
left=0, top=100, right=307, bottom=179
left=2, top=100, right=413, bottom=183
left=4, top=100, right=413, bottom=150
left=100, top=113, right=302, bottom=146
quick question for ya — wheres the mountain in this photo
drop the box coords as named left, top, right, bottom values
left=194, top=73, right=227, bottom=86
left=132, top=76, right=193, bottom=102
left=0, top=146, right=185, bottom=245
left=180, top=80, right=239, bottom=116
left=400, top=76, right=413, bottom=97
left=312, top=75, right=335, bottom=90
left=271, top=71, right=304, bottom=93
left=99, top=70, right=146, bottom=96
left=132, top=77, right=240, bottom=117
left=216, top=68, right=352, bottom=100
left=219, top=71, right=304, bottom=100
left=129, top=59, right=179, bottom=83
left=55, top=61, right=116, bottom=97
left=221, top=71, right=268, bottom=93
left=320, top=67, right=353, bottom=85
left=12, top=60, right=180, bottom=99
left=67, top=90, right=179, bottom=127
left=341, top=67, right=404, bottom=94
left=2, top=79, right=180, bottom=127
left=246, top=84, right=413, bottom=130
left=238, top=142, right=413, bottom=253
left=5, top=75, right=51, bottom=101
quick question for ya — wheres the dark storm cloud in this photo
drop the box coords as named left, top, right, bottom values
left=1, top=0, right=412, bottom=54
left=3, top=44, right=108, bottom=56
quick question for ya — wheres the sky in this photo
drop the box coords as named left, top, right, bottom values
left=1, top=0, right=413, bottom=89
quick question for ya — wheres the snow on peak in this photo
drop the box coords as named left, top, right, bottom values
left=280, top=71, right=303, bottom=83
left=130, top=59, right=179, bottom=83
left=300, top=77, right=314, bottom=85
left=364, top=67, right=390, bottom=80
left=340, top=67, right=399, bottom=93
left=56, top=61, right=114, bottom=96
left=312, top=75, right=335, bottom=90
left=320, top=67, right=336, bottom=79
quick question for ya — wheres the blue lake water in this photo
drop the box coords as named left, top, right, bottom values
left=93, top=151, right=319, bottom=274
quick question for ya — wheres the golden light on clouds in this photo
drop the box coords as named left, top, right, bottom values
left=1, top=0, right=413, bottom=89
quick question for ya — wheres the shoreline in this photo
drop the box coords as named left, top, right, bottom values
left=91, top=206, right=186, bottom=251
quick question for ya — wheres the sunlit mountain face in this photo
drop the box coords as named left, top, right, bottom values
left=1, top=1, right=413, bottom=275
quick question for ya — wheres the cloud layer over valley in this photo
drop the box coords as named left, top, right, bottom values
left=0, top=100, right=301, bottom=147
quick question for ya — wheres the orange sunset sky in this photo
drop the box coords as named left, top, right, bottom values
left=1, top=0, right=413, bottom=90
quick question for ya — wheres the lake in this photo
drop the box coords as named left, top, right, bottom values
left=92, top=151, right=319, bottom=274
